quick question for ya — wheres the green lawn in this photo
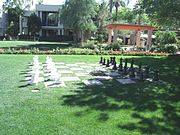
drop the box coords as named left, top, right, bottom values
left=0, top=55, right=179, bottom=135
left=0, top=41, right=83, bottom=50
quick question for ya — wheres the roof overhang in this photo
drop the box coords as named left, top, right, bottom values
left=105, top=23, right=157, bottom=31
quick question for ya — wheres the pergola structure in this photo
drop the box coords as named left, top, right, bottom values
left=105, top=23, right=157, bottom=51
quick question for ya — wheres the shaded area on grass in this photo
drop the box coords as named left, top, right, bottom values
left=61, top=56, right=180, bottom=134
left=0, top=41, right=73, bottom=50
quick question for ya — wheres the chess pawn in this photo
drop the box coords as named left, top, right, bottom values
left=124, top=59, right=128, bottom=70
left=106, top=59, right=110, bottom=67
left=153, top=70, right=159, bottom=81
left=124, top=67, right=128, bottom=75
left=144, top=66, right=150, bottom=78
left=112, top=57, right=116, bottom=65
left=138, top=62, right=142, bottom=73
left=110, top=57, right=113, bottom=64
left=118, top=63, right=123, bottom=72
left=99, top=57, right=103, bottom=64
left=139, top=71, right=144, bottom=81
left=130, top=68, right=135, bottom=78
left=112, top=61, right=117, bottom=70
left=130, top=59, right=134, bottom=69
left=102, top=58, right=106, bottom=65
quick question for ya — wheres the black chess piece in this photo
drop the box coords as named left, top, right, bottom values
left=106, top=59, right=110, bottom=67
left=138, top=62, right=142, bottom=73
left=124, top=59, right=128, bottom=70
left=153, top=70, right=159, bottom=81
left=144, top=66, right=150, bottom=78
left=110, top=57, right=113, bottom=64
left=139, top=71, right=144, bottom=81
left=130, top=68, right=135, bottom=78
left=113, top=57, right=116, bottom=64
left=130, top=59, right=134, bottom=69
left=118, top=58, right=123, bottom=72
left=99, top=57, right=103, bottom=64
left=102, top=58, right=106, bottom=65
left=112, top=61, right=117, bottom=70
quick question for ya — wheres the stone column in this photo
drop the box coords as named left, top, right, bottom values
left=147, top=30, right=153, bottom=51
left=108, top=29, right=112, bottom=44
left=113, top=29, right=118, bottom=43
left=136, top=30, right=141, bottom=48
left=62, top=29, right=64, bottom=35
left=19, top=15, right=22, bottom=34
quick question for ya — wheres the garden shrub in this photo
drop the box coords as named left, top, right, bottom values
left=155, top=31, right=177, bottom=45
left=105, top=42, right=122, bottom=51
left=164, top=45, right=178, bottom=54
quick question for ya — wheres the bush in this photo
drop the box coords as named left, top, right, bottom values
left=164, top=45, right=178, bottom=54
left=155, top=31, right=177, bottom=45
left=105, top=42, right=121, bottom=51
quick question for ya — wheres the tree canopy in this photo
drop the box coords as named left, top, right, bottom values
left=61, top=0, right=97, bottom=42
left=27, top=13, right=41, bottom=37
left=140, top=0, right=180, bottom=28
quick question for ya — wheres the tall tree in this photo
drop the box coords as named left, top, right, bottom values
left=94, top=1, right=110, bottom=43
left=61, top=0, right=97, bottom=42
left=140, top=0, right=180, bottom=28
left=4, top=1, right=23, bottom=38
left=27, top=13, right=41, bottom=40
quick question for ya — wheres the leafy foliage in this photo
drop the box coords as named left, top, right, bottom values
left=140, top=0, right=180, bottom=27
left=27, top=13, right=41, bottom=36
left=4, top=4, right=22, bottom=37
left=61, top=0, right=97, bottom=42
left=155, top=31, right=177, bottom=45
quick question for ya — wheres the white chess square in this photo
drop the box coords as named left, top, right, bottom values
left=83, top=80, right=103, bottom=86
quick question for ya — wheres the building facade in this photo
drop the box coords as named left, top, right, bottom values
left=20, top=4, right=72, bottom=39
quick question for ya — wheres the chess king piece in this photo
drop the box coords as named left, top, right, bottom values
left=112, top=61, right=117, bottom=70
left=153, top=70, right=159, bottom=81
left=102, top=58, right=106, bottom=65
left=144, top=66, right=150, bottom=78
left=106, top=59, right=110, bottom=67
left=99, top=57, right=103, bottom=64
left=118, top=58, right=123, bottom=72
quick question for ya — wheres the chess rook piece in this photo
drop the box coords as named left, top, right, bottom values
left=153, top=70, right=159, bottom=81
left=130, top=68, right=135, bottom=78
left=139, top=71, right=144, bottom=81
left=99, top=57, right=103, bottom=64
left=144, top=66, right=150, bottom=78
left=102, top=58, right=106, bottom=65
left=112, top=61, right=117, bottom=70
left=106, top=59, right=110, bottom=67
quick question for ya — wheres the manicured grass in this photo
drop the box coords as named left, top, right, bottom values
left=0, top=41, right=84, bottom=50
left=0, top=55, right=179, bottom=135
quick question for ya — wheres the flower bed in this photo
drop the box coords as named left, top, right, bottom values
left=0, top=48, right=168, bottom=56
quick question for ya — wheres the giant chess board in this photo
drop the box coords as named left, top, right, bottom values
left=23, top=56, right=160, bottom=88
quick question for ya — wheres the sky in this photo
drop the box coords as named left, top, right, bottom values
left=0, top=0, right=137, bottom=9
left=42, top=0, right=137, bottom=8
